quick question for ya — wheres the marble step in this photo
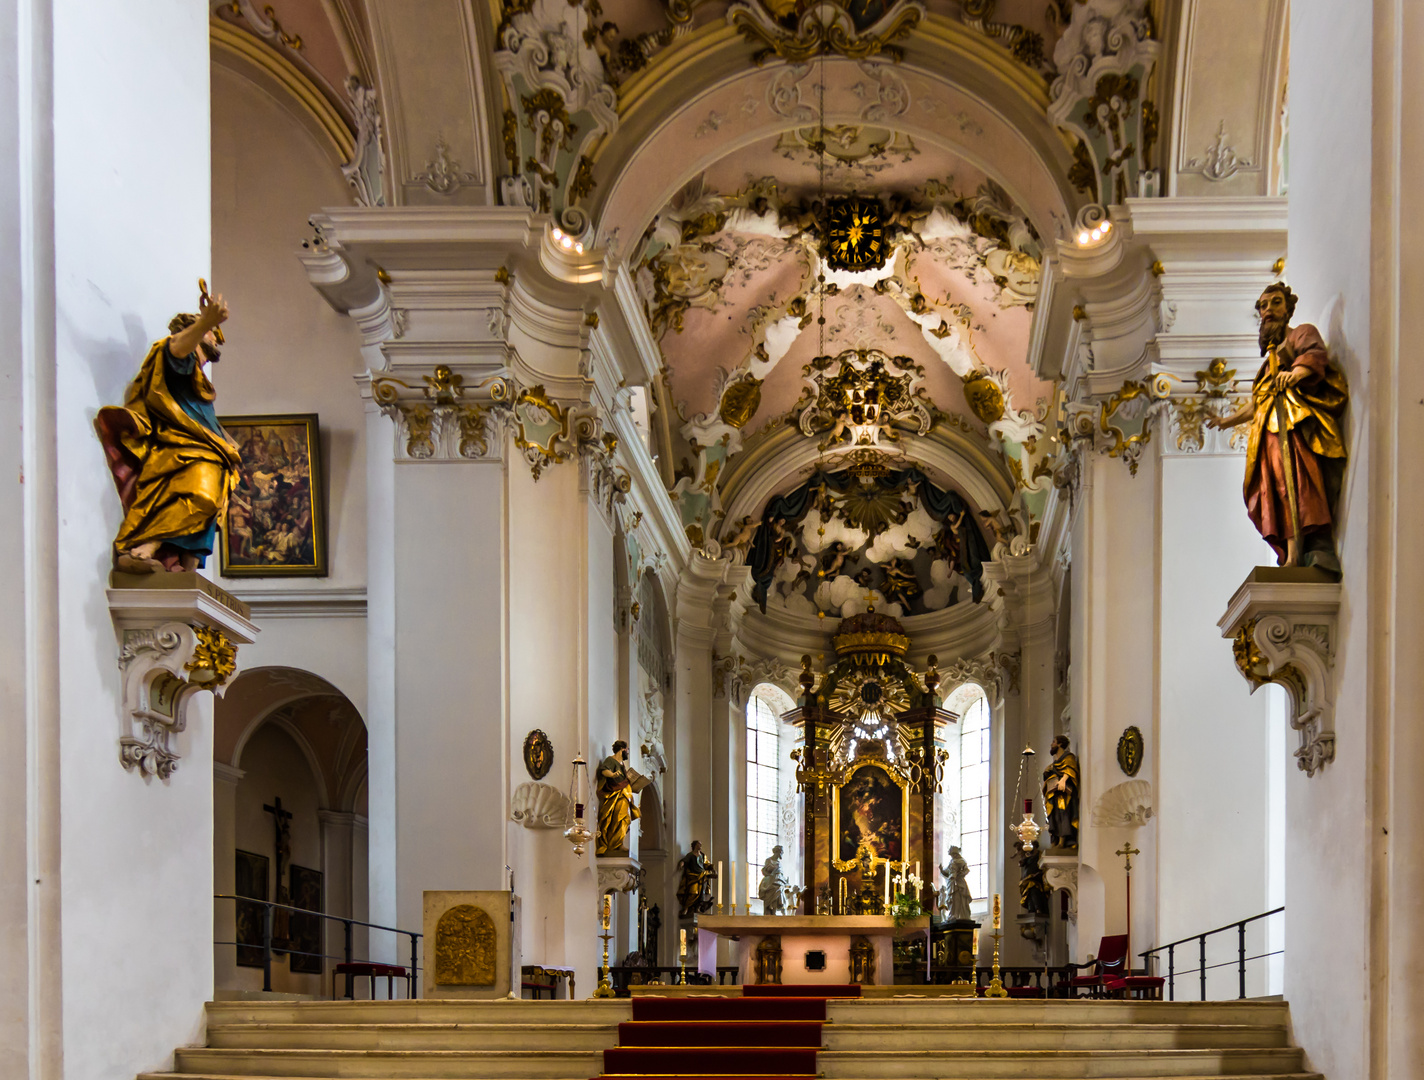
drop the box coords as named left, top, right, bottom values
left=207, top=1022, right=621, bottom=1051
left=205, top=1000, right=631, bottom=1027
left=172, top=1047, right=604, bottom=1079
left=822, top=1023, right=1288, bottom=1051
left=825, top=1000, right=1291, bottom=1026
left=144, top=1076, right=1325, bottom=1080
left=821, top=1046, right=1307, bottom=1078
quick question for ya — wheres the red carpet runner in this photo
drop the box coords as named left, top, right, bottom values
left=598, top=985, right=859, bottom=1078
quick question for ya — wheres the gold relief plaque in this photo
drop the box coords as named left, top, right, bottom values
left=435, top=904, right=497, bottom=986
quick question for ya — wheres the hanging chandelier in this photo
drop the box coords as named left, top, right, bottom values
left=563, top=753, right=593, bottom=856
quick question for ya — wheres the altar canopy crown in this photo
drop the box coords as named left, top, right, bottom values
left=831, top=611, right=911, bottom=667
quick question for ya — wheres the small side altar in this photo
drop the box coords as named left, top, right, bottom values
left=696, top=914, right=930, bottom=986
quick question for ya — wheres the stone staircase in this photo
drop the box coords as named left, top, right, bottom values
left=140, top=995, right=1321, bottom=1080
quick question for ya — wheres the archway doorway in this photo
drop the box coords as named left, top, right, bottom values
left=213, top=667, right=368, bottom=996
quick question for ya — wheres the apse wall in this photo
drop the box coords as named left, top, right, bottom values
left=1281, top=5, right=1372, bottom=1078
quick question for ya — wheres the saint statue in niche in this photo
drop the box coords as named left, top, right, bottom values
left=95, top=286, right=241, bottom=573
left=595, top=740, right=646, bottom=856
left=1207, top=283, right=1349, bottom=573
left=1042, top=735, right=1080, bottom=852
left=675, top=840, right=717, bottom=918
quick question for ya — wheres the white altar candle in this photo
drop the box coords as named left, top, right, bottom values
left=884, top=862, right=890, bottom=907
left=679, top=928, right=686, bottom=957
left=717, top=861, right=723, bottom=906
left=747, top=862, right=753, bottom=909
left=730, top=860, right=736, bottom=910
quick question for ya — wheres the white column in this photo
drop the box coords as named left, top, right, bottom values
left=320, top=809, right=357, bottom=982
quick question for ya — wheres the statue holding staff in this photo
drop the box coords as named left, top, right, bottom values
left=1207, top=283, right=1348, bottom=572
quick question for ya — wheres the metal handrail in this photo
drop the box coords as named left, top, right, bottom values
left=1139, top=906, right=1283, bottom=1001
left=215, top=894, right=422, bottom=998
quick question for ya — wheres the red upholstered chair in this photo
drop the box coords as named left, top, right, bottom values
left=1067, top=935, right=1129, bottom=998
left=1106, top=974, right=1166, bottom=1000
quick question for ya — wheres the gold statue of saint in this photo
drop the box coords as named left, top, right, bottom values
left=1207, top=283, right=1348, bottom=572
left=595, top=740, right=645, bottom=856
left=95, top=288, right=240, bottom=573
left=1042, top=735, right=1079, bottom=852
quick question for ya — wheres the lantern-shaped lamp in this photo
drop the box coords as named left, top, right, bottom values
left=564, top=753, right=593, bottom=856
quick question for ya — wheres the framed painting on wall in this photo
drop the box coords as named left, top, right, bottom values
left=234, top=849, right=270, bottom=968
left=288, top=864, right=325, bottom=975
left=218, top=413, right=328, bottom=577
left=831, top=758, right=910, bottom=870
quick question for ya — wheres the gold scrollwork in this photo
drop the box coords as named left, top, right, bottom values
left=1098, top=380, right=1154, bottom=475
left=730, top=0, right=921, bottom=65
left=1232, top=618, right=1267, bottom=689
left=185, top=626, right=238, bottom=688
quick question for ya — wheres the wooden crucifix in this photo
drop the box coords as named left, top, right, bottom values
left=264, top=797, right=294, bottom=945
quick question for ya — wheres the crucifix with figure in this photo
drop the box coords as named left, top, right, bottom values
left=264, top=796, right=294, bottom=945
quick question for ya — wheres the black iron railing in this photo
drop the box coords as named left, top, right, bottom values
left=215, top=894, right=422, bottom=998
left=1140, top=906, right=1283, bottom=1001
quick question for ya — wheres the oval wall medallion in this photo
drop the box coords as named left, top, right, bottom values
left=523, top=729, right=554, bottom=780
left=1117, top=725, right=1144, bottom=777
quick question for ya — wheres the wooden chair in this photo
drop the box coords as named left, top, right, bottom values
left=332, top=961, right=409, bottom=1000
left=1067, top=934, right=1129, bottom=998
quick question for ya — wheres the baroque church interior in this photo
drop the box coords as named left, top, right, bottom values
left=4, top=1, right=1423, bottom=1079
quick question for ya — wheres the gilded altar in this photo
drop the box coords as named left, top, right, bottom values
left=784, top=612, right=956, bottom=914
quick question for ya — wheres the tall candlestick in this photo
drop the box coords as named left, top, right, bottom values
left=730, top=861, right=736, bottom=914
left=717, top=861, right=723, bottom=907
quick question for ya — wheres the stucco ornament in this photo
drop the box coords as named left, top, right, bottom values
left=495, top=0, right=618, bottom=233
left=511, top=781, right=573, bottom=828
left=1091, top=779, right=1154, bottom=828
left=1047, top=0, right=1160, bottom=206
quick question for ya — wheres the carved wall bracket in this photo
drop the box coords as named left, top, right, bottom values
left=108, top=576, right=259, bottom=780
left=511, top=780, right=574, bottom=828
left=1219, top=569, right=1342, bottom=777
left=597, top=856, right=643, bottom=894
left=1040, top=854, right=1077, bottom=924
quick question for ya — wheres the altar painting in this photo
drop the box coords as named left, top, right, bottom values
left=833, top=759, right=908, bottom=869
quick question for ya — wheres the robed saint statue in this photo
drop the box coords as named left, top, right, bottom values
left=595, top=740, right=648, bottom=856
left=1042, top=735, right=1080, bottom=852
left=95, top=288, right=241, bottom=573
left=1208, top=283, right=1348, bottom=573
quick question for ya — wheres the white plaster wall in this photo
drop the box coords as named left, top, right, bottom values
left=209, top=64, right=367, bottom=593
left=1071, top=451, right=1159, bottom=963
left=391, top=460, right=507, bottom=958
left=1156, top=453, right=1277, bottom=997
left=506, top=456, right=595, bottom=987
left=53, top=2, right=215, bottom=1075
left=1282, top=5, right=1373, bottom=1077
left=236, top=614, right=369, bottom=724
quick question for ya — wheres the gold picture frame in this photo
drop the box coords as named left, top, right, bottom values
left=218, top=413, right=328, bottom=578
left=831, top=757, right=910, bottom=871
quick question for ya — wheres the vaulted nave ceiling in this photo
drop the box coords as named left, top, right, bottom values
left=224, top=0, right=1174, bottom=620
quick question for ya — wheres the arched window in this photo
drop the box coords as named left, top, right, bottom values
left=747, top=683, right=798, bottom=907
left=941, top=682, right=992, bottom=911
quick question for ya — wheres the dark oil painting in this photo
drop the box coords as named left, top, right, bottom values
left=218, top=414, right=327, bottom=577
left=837, top=762, right=904, bottom=865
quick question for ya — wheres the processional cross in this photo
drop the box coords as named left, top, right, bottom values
left=1116, top=843, right=1141, bottom=975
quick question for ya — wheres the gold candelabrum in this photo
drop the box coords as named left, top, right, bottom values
left=592, top=894, right=615, bottom=998
left=985, top=893, right=1009, bottom=998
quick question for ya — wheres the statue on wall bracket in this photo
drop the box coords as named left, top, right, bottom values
left=1042, top=735, right=1079, bottom=852
left=595, top=740, right=649, bottom=857
left=1208, top=284, right=1349, bottom=576
left=95, top=282, right=241, bottom=574
left=675, top=840, right=717, bottom=918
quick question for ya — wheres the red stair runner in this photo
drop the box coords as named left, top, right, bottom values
left=599, top=989, right=838, bottom=1077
